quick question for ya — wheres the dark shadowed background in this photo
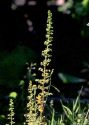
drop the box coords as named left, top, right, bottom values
left=0, top=0, right=89, bottom=104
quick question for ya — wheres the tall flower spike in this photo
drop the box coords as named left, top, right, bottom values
left=42, top=10, right=53, bottom=63
left=7, top=98, right=15, bottom=125
left=36, top=10, right=53, bottom=124
left=25, top=81, right=38, bottom=125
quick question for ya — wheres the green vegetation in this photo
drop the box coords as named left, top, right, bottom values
left=0, top=10, right=89, bottom=125
left=0, top=46, right=36, bottom=87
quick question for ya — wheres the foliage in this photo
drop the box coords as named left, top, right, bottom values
left=47, top=97, right=89, bottom=125
left=0, top=46, right=36, bottom=87
left=0, top=9, right=89, bottom=125
left=57, top=0, right=89, bottom=37
left=58, top=73, right=86, bottom=84
left=58, top=0, right=89, bottom=18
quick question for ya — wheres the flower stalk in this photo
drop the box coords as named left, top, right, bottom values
left=36, top=10, right=53, bottom=123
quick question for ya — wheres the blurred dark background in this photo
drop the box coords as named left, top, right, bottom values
left=0, top=0, right=89, bottom=124
left=0, top=0, right=89, bottom=89
left=0, top=0, right=89, bottom=113
left=0, top=0, right=89, bottom=90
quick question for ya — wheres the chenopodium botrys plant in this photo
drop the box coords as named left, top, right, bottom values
left=35, top=10, right=54, bottom=123
left=25, top=63, right=38, bottom=125
left=6, top=98, right=15, bottom=125
left=25, top=10, right=54, bottom=125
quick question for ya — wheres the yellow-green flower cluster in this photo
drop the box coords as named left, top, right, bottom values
left=36, top=10, right=53, bottom=121
left=25, top=10, right=53, bottom=125
left=7, top=98, right=15, bottom=125
left=25, top=80, right=38, bottom=125
left=42, top=10, right=53, bottom=66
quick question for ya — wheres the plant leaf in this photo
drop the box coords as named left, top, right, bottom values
left=61, top=102, right=72, bottom=121
left=58, top=73, right=86, bottom=83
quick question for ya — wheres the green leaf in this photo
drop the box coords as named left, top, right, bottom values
left=62, top=103, right=73, bottom=121
left=73, top=87, right=82, bottom=112
left=58, top=73, right=86, bottom=83
left=19, top=80, right=25, bottom=86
